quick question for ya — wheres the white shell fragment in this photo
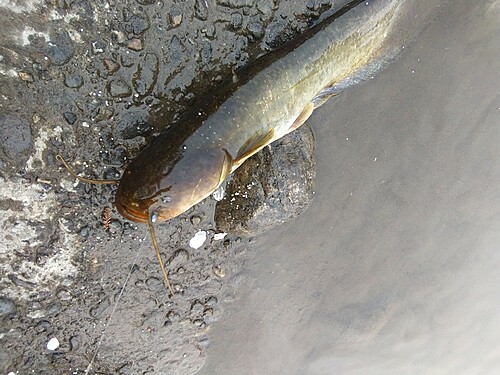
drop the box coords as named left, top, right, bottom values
left=189, top=231, right=207, bottom=249
left=47, top=337, right=60, bottom=351
left=213, top=232, right=227, bottom=240
left=212, top=184, right=225, bottom=201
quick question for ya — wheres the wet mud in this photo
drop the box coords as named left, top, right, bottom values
left=0, top=0, right=336, bottom=373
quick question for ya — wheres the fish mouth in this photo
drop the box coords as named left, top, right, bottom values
left=115, top=198, right=149, bottom=224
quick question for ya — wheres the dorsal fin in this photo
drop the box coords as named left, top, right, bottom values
left=234, top=129, right=275, bottom=168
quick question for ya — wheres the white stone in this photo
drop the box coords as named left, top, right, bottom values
left=47, top=337, right=59, bottom=351
left=213, top=232, right=227, bottom=241
left=189, top=231, right=207, bottom=249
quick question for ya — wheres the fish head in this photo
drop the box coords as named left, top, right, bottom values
left=115, top=144, right=233, bottom=223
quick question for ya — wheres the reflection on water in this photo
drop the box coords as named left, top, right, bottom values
left=199, top=1, right=500, bottom=374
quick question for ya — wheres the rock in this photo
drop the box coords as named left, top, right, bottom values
left=0, top=297, right=15, bottom=317
left=126, top=38, right=143, bottom=51
left=247, top=20, right=264, bottom=40
left=18, top=71, right=34, bottom=82
left=63, top=112, right=77, bottom=125
left=46, top=31, right=74, bottom=66
left=170, top=9, right=183, bottom=27
left=132, top=52, right=159, bottom=97
left=217, top=0, right=255, bottom=8
left=107, top=78, right=132, bottom=98
left=229, top=12, right=243, bottom=30
left=91, top=40, right=106, bottom=54
left=129, top=13, right=150, bottom=35
left=194, top=0, right=208, bottom=21
left=215, top=125, right=316, bottom=235
left=64, top=73, right=83, bottom=88
left=0, top=113, right=33, bottom=164
left=103, top=58, right=120, bottom=74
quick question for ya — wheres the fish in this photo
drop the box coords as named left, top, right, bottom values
left=58, top=0, right=436, bottom=294
left=114, top=0, right=420, bottom=225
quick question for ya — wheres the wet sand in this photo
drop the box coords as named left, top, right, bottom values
left=199, top=1, right=500, bottom=374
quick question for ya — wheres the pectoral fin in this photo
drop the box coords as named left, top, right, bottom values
left=287, top=102, right=315, bottom=135
left=219, top=148, right=233, bottom=185
left=234, top=129, right=275, bottom=169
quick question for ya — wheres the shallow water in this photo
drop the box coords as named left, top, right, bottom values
left=199, top=1, right=500, bottom=374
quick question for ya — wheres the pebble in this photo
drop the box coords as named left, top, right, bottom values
left=217, top=0, right=255, bottom=8
left=46, top=31, right=74, bottom=65
left=190, top=215, right=202, bottom=225
left=194, top=0, right=208, bottom=21
left=126, top=38, right=143, bottom=51
left=212, top=265, right=226, bottom=278
left=103, top=58, right=120, bottom=74
left=18, top=71, right=34, bottom=81
left=229, top=12, right=243, bottom=30
left=107, top=78, right=132, bottom=98
left=171, top=10, right=183, bottom=27
left=189, top=230, right=207, bottom=249
left=132, top=52, right=159, bottom=96
left=0, top=297, right=15, bottom=316
left=47, top=337, right=60, bottom=351
left=247, top=21, right=264, bottom=39
left=213, top=232, right=227, bottom=240
left=91, top=40, right=105, bottom=54
left=64, top=73, right=83, bottom=88
left=63, top=112, right=77, bottom=125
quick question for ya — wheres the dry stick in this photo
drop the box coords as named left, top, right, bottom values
left=56, top=154, right=119, bottom=185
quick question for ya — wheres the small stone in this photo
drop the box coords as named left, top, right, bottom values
left=126, top=38, right=143, bottom=51
left=217, top=0, right=255, bottom=8
left=171, top=13, right=182, bottom=27
left=194, top=0, right=208, bottom=21
left=190, top=215, right=202, bottom=225
left=212, top=265, right=226, bottom=278
left=130, top=14, right=150, bottom=35
left=248, top=21, right=264, bottom=39
left=229, top=12, right=243, bottom=30
left=64, top=73, right=83, bottom=88
left=56, top=289, right=72, bottom=301
left=63, top=112, right=77, bottom=125
left=213, top=232, right=227, bottom=240
left=107, top=78, right=131, bottom=98
left=189, top=230, right=207, bottom=249
left=91, top=40, right=105, bottom=54
left=78, top=226, right=89, bottom=238
left=69, top=335, right=80, bottom=351
left=111, top=30, right=127, bottom=44
left=0, top=297, right=15, bottom=317
left=46, top=31, right=74, bottom=65
left=47, top=337, right=60, bottom=351
left=32, top=113, right=41, bottom=123
left=103, top=58, right=120, bottom=74
left=132, top=52, right=159, bottom=97
left=18, top=71, right=34, bottom=81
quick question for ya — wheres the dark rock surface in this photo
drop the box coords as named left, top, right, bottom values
left=216, top=125, right=316, bottom=235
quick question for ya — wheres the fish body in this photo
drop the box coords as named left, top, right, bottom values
left=115, top=0, right=415, bottom=223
